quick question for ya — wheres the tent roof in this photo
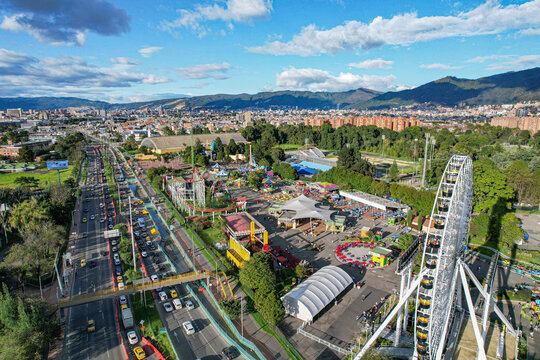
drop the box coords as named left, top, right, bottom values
left=281, top=266, right=352, bottom=323
left=278, top=194, right=335, bottom=221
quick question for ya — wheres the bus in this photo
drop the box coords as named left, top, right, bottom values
left=137, top=217, right=145, bottom=229
left=118, top=174, right=124, bottom=182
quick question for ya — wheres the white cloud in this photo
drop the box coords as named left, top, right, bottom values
left=420, top=63, right=461, bottom=70
left=161, top=0, right=272, bottom=36
left=248, top=0, right=540, bottom=55
left=466, top=54, right=514, bottom=63
left=485, top=55, right=540, bottom=70
left=349, top=58, right=393, bottom=69
left=519, top=28, right=540, bottom=36
left=275, top=67, right=401, bottom=92
left=138, top=46, right=163, bottom=58
left=177, top=63, right=232, bottom=79
left=0, top=48, right=168, bottom=97
left=110, top=57, right=140, bottom=66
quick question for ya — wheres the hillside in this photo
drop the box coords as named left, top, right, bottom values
left=1, top=68, right=540, bottom=111
left=361, top=67, right=540, bottom=108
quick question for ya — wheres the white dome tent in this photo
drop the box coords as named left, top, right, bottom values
left=281, top=265, right=353, bottom=323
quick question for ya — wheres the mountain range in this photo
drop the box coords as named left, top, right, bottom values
left=1, top=68, right=539, bottom=111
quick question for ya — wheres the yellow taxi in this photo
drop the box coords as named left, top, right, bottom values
left=170, top=289, right=178, bottom=298
left=120, top=304, right=128, bottom=310
left=80, top=259, right=86, bottom=267
left=87, top=319, right=95, bottom=333
left=133, top=346, right=146, bottom=359
left=116, top=276, right=123, bottom=283
left=82, top=218, right=87, bottom=223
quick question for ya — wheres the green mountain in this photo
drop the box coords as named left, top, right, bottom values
left=361, top=67, right=540, bottom=108
left=1, top=68, right=539, bottom=111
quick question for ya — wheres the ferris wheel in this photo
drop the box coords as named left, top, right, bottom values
left=413, top=155, right=473, bottom=359
left=354, top=155, right=517, bottom=360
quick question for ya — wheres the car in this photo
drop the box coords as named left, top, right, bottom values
left=108, top=224, right=113, bottom=229
left=170, top=289, right=178, bottom=298
left=182, top=321, right=195, bottom=335
left=83, top=208, right=88, bottom=212
left=112, top=246, right=118, bottom=252
left=127, top=330, right=138, bottom=345
left=99, top=203, right=104, bottom=208
left=172, top=298, right=182, bottom=310
left=116, top=275, right=123, bottom=283
left=163, top=302, right=173, bottom=312
left=153, top=257, right=160, bottom=264
left=141, top=251, right=148, bottom=258
left=149, top=244, right=156, bottom=250
left=120, top=303, right=128, bottom=310
left=89, top=260, right=96, bottom=268
left=158, top=291, right=167, bottom=301
left=133, top=346, right=146, bottom=360
left=80, top=259, right=86, bottom=267
left=100, top=217, right=105, bottom=223
left=146, top=241, right=152, bottom=247
left=82, top=232, right=88, bottom=238
left=111, top=239, right=117, bottom=246
left=150, top=274, right=159, bottom=282
left=142, top=232, right=147, bottom=237
left=114, top=258, right=121, bottom=265
left=87, top=319, right=96, bottom=333
left=119, top=295, right=127, bottom=305
left=184, top=299, right=195, bottom=310
left=222, top=346, right=240, bottom=359
left=101, top=250, right=109, bottom=256
left=90, top=215, right=95, bottom=220
left=82, top=218, right=87, bottom=223
left=115, top=268, right=123, bottom=276
left=134, top=231, right=140, bottom=236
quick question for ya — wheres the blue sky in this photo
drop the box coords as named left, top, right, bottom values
left=0, top=0, right=539, bottom=102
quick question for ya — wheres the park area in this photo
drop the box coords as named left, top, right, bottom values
left=0, top=164, right=75, bottom=188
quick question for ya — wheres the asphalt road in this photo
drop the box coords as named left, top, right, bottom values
left=110, top=146, right=231, bottom=360
left=62, top=146, right=125, bottom=360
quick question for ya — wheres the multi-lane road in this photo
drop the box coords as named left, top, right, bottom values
left=62, top=141, right=235, bottom=360
left=62, top=145, right=125, bottom=360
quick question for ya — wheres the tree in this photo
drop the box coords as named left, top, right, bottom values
left=473, top=159, right=513, bottom=213
left=9, top=198, right=49, bottom=234
left=220, top=299, right=241, bottom=319
left=239, top=252, right=275, bottom=291
left=270, top=147, right=285, bottom=163
left=14, top=176, right=39, bottom=188
left=500, top=213, right=524, bottom=248
left=337, top=146, right=355, bottom=169
left=162, top=126, right=175, bottom=136
left=247, top=170, right=265, bottom=189
left=195, top=154, right=209, bottom=167
left=469, top=213, right=490, bottom=241
left=505, top=160, right=534, bottom=203
left=397, top=233, right=414, bottom=251
left=388, top=160, right=399, bottom=182
left=18, top=145, right=34, bottom=162
left=124, top=135, right=138, bottom=151
left=255, top=290, right=284, bottom=325
left=114, top=223, right=128, bottom=236
left=295, top=264, right=306, bottom=279
left=214, top=136, right=225, bottom=160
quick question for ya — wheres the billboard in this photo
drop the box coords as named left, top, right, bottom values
left=47, top=161, right=69, bottom=169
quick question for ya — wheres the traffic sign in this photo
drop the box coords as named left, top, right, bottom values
left=47, top=161, right=69, bottom=169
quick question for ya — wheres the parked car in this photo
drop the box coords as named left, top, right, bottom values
left=172, top=298, right=182, bottom=310
left=184, top=299, right=195, bottom=310
left=163, top=302, right=173, bottom=312
left=158, top=291, right=167, bottom=301
left=182, top=321, right=195, bottom=335
left=222, top=346, right=240, bottom=359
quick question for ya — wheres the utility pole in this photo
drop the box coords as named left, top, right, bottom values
left=414, top=138, right=418, bottom=178
left=421, top=133, right=430, bottom=188
left=129, top=195, right=136, bottom=271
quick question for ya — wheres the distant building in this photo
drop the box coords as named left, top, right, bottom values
left=237, top=111, right=253, bottom=127
left=0, top=140, right=51, bottom=158
left=6, top=108, right=22, bottom=118
left=140, top=133, right=248, bottom=154
left=304, top=115, right=420, bottom=131
left=490, top=116, right=540, bottom=133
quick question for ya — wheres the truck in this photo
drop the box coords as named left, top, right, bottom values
left=121, top=308, right=134, bottom=329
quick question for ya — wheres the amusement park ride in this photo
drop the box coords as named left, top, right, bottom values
left=354, top=155, right=517, bottom=360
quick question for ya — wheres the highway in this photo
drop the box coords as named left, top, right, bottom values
left=109, top=146, right=233, bottom=360
left=61, top=145, right=125, bottom=360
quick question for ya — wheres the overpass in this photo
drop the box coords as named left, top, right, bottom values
left=59, top=270, right=214, bottom=308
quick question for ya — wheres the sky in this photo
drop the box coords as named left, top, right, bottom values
left=0, top=0, right=540, bottom=103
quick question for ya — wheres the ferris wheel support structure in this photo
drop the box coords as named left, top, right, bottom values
left=353, top=155, right=517, bottom=360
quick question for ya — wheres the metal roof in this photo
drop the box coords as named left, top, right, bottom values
left=140, top=133, right=248, bottom=150
left=281, top=265, right=352, bottom=323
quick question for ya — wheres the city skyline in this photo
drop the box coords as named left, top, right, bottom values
left=0, top=0, right=540, bottom=102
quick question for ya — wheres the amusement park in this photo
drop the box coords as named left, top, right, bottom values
left=122, top=134, right=537, bottom=360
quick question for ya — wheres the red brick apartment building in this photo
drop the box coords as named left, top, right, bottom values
left=490, top=117, right=540, bottom=133
left=304, top=115, right=420, bottom=131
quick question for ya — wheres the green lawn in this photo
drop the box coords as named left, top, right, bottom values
left=275, top=144, right=304, bottom=151
left=130, top=291, right=176, bottom=359
left=199, top=226, right=228, bottom=245
left=0, top=165, right=75, bottom=188
left=494, top=289, right=531, bottom=302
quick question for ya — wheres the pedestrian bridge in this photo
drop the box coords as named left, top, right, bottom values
left=59, top=270, right=214, bottom=308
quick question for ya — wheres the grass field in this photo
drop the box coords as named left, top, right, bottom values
left=130, top=291, right=175, bottom=359
left=0, top=165, right=75, bottom=188
left=275, top=144, right=304, bottom=151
